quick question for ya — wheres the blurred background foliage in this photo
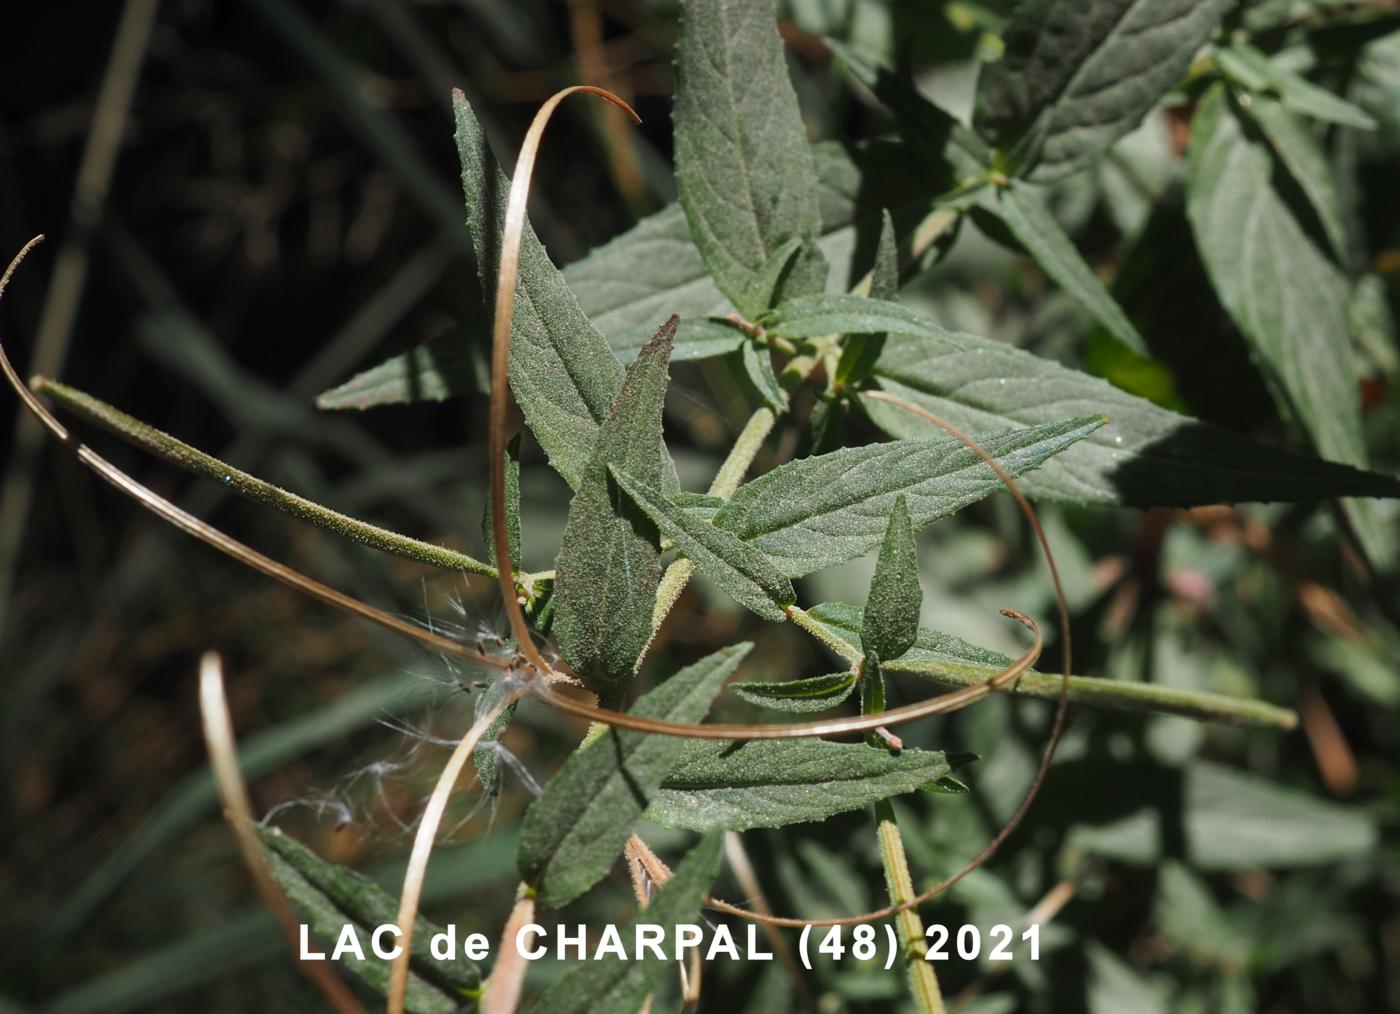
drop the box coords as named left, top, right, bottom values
left=2, top=1, right=1399, bottom=1011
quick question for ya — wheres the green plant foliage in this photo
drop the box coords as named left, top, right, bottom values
left=516, top=644, right=748, bottom=907
left=979, top=182, right=1147, bottom=354
left=673, top=0, right=827, bottom=316
left=861, top=494, right=920, bottom=662
left=452, top=91, right=626, bottom=489
left=533, top=834, right=724, bottom=1013
left=1187, top=84, right=1364, bottom=471
left=645, top=740, right=972, bottom=831
left=609, top=467, right=795, bottom=621
left=730, top=671, right=858, bottom=712
left=553, top=318, right=674, bottom=683
left=711, top=416, right=1105, bottom=576
left=974, top=0, right=1233, bottom=178
left=259, top=828, right=475, bottom=1012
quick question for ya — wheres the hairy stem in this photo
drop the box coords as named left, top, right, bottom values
left=35, top=377, right=497, bottom=576
left=787, top=604, right=865, bottom=668
left=876, top=799, right=944, bottom=1014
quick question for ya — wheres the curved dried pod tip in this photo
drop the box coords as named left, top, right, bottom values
left=486, top=84, right=640, bottom=679
left=702, top=391, right=1079, bottom=927
left=198, top=652, right=364, bottom=1014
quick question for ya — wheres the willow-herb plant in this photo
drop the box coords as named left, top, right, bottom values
left=5, top=0, right=1400, bottom=1011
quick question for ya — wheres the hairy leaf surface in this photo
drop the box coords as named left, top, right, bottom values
left=712, top=416, right=1105, bottom=577
left=673, top=0, right=827, bottom=312
left=730, top=671, right=858, bottom=713
left=862, top=494, right=920, bottom=662
left=646, top=741, right=971, bottom=831
left=516, top=645, right=747, bottom=907
left=974, top=0, right=1231, bottom=179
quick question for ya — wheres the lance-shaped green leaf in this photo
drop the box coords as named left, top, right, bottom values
left=808, top=602, right=1299, bottom=729
left=712, top=416, right=1105, bottom=578
left=517, top=644, right=749, bottom=907
left=979, top=182, right=1148, bottom=354
left=862, top=494, right=920, bottom=661
left=609, top=467, right=794, bottom=621
left=1187, top=85, right=1364, bottom=472
left=740, top=340, right=788, bottom=414
left=572, top=141, right=942, bottom=360
left=769, top=292, right=958, bottom=346
left=534, top=834, right=723, bottom=1014
left=731, top=671, right=858, bottom=713
left=827, top=41, right=992, bottom=179
left=646, top=741, right=972, bottom=832
left=316, top=318, right=489, bottom=410
left=1216, top=42, right=1378, bottom=130
left=1237, top=94, right=1350, bottom=263
left=863, top=331, right=1400, bottom=507
left=836, top=209, right=898, bottom=387
left=673, top=0, right=827, bottom=313
left=258, top=827, right=477, bottom=1011
left=452, top=90, right=625, bottom=489
left=554, top=319, right=676, bottom=683
left=974, top=0, right=1231, bottom=179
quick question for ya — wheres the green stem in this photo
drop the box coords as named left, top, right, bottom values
left=876, top=798, right=944, bottom=1014
left=35, top=377, right=497, bottom=577
left=787, top=605, right=864, bottom=668
left=649, top=408, right=775, bottom=633
left=885, top=659, right=1298, bottom=730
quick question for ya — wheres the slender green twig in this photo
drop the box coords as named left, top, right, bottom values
left=34, top=377, right=498, bottom=577
left=876, top=799, right=944, bottom=1014
left=887, top=658, right=1298, bottom=730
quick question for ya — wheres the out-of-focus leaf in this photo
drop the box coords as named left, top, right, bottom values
left=1187, top=85, right=1366, bottom=472
left=673, top=0, right=827, bottom=312
left=837, top=209, right=898, bottom=386
left=1086, top=942, right=1168, bottom=1014
left=979, top=182, right=1147, bottom=354
left=730, top=671, right=858, bottom=712
left=609, top=468, right=795, bottom=621
left=260, top=830, right=470, bottom=1013
left=740, top=340, right=789, bottom=414
left=712, top=416, right=1105, bottom=577
left=1067, top=761, right=1377, bottom=869
left=864, top=330, right=1400, bottom=506
left=315, top=319, right=489, bottom=410
left=534, top=834, right=723, bottom=1014
left=553, top=320, right=674, bottom=684
left=974, top=0, right=1231, bottom=179
left=646, top=740, right=972, bottom=831
left=1216, top=42, right=1378, bottom=130
left=516, top=644, right=748, bottom=907
left=259, top=827, right=479, bottom=1003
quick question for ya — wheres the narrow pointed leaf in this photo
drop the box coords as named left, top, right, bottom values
left=836, top=209, right=897, bottom=386
left=740, top=340, right=788, bottom=414
left=609, top=467, right=794, bottom=621
left=731, top=671, right=858, bottom=713
left=769, top=292, right=958, bottom=345
left=741, top=236, right=805, bottom=320
left=862, top=494, right=920, bottom=661
left=517, top=644, right=749, bottom=907
left=863, top=330, right=1400, bottom=507
left=712, top=416, right=1105, bottom=577
left=1217, top=42, right=1377, bottom=130
left=315, top=319, right=489, bottom=410
left=258, top=827, right=477, bottom=1011
left=673, top=0, right=827, bottom=311
left=981, top=182, right=1147, bottom=354
left=1187, top=85, right=1365, bottom=471
left=535, top=834, right=723, bottom=1014
left=554, top=319, right=676, bottom=683
left=1237, top=93, right=1350, bottom=262
left=646, top=741, right=973, bottom=831
left=452, top=91, right=625, bottom=489
left=974, top=0, right=1231, bottom=179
